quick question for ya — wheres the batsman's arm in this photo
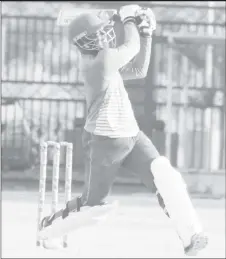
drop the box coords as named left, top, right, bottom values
left=99, top=21, right=141, bottom=78
left=119, top=35, right=152, bottom=80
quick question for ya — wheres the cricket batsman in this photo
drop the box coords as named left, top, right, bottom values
left=39, top=5, right=208, bottom=255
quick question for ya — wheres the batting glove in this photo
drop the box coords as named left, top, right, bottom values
left=119, top=4, right=141, bottom=24
left=135, top=7, right=156, bottom=37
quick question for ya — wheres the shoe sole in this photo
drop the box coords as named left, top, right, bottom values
left=185, top=234, right=208, bottom=256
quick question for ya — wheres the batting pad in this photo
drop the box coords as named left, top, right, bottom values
left=56, top=8, right=118, bottom=26
left=151, top=156, right=202, bottom=247
left=38, top=201, right=119, bottom=241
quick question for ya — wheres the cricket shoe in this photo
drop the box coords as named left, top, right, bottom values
left=184, top=232, right=208, bottom=256
left=39, top=215, right=66, bottom=250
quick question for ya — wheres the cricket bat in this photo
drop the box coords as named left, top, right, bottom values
left=56, top=8, right=118, bottom=26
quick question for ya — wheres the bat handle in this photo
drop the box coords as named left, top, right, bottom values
left=112, top=13, right=145, bottom=25
left=112, top=14, right=122, bottom=22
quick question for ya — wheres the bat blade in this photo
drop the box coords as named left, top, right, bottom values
left=56, top=8, right=118, bottom=26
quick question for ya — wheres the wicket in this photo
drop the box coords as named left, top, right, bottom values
left=36, top=141, right=73, bottom=248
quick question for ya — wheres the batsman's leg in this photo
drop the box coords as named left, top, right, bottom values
left=39, top=131, right=134, bottom=241
left=150, top=156, right=208, bottom=255
left=80, top=130, right=134, bottom=207
left=122, top=131, right=208, bottom=256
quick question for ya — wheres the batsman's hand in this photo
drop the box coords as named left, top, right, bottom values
left=135, top=7, right=156, bottom=37
left=119, top=5, right=141, bottom=24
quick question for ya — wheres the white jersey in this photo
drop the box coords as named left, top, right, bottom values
left=82, top=22, right=152, bottom=138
